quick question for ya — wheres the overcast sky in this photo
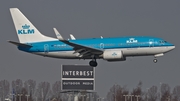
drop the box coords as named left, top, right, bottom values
left=0, top=0, right=180, bottom=97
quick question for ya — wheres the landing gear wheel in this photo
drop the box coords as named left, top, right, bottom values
left=153, top=59, right=158, bottom=63
left=89, top=61, right=98, bottom=67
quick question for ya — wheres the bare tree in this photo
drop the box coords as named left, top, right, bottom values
left=79, top=91, right=99, bottom=101
left=52, top=81, right=61, bottom=101
left=48, top=90, right=53, bottom=101
left=106, top=84, right=118, bottom=101
left=21, top=87, right=33, bottom=101
left=131, top=81, right=143, bottom=101
left=12, top=79, right=23, bottom=94
left=24, top=79, right=36, bottom=100
left=12, top=79, right=23, bottom=101
left=36, top=81, right=51, bottom=101
left=172, top=85, right=180, bottom=101
left=106, top=84, right=129, bottom=101
left=0, top=80, right=10, bottom=101
left=147, top=85, right=158, bottom=101
left=117, top=86, right=128, bottom=101
left=160, top=83, right=171, bottom=101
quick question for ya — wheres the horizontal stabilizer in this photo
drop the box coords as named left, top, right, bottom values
left=8, top=40, right=32, bottom=47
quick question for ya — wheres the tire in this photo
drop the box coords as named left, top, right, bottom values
left=89, top=61, right=98, bottom=67
left=153, top=59, right=158, bottom=63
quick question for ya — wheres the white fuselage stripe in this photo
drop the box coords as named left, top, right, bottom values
left=33, top=46, right=175, bottom=59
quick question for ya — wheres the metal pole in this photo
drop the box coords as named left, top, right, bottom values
left=18, top=94, right=22, bottom=101
left=3, top=80, right=5, bottom=101
left=115, top=84, right=116, bottom=101
left=82, top=95, right=84, bottom=101
left=160, top=82, right=162, bottom=101
left=123, top=95, right=127, bottom=101
left=28, top=85, right=30, bottom=95
left=20, top=94, right=21, bottom=101
left=130, top=95, right=134, bottom=101
left=146, top=88, right=149, bottom=101
left=86, top=97, right=89, bottom=101
left=135, top=95, right=140, bottom=101
left=0, top=87, right=1, bottom=101
left=127, top=95, right=130, bottom=101
left=62, top=94, right=63, bottom=101
left=2, top=85, right=4, bottom=101
left=15, top=95, right=16, bottom=101
left=167, top=96, right=170, bottom=101
left=42, top=88, right=43, bottom=101
left=26, top=95, right=29, bottom=101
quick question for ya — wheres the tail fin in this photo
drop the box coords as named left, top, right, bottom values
left=10, top=8, right=56, bottom=43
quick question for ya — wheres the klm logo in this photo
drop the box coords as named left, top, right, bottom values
left=18, top=24, right=35, bottom=34
left=126, top=38, right=138, bottom=43
left=112, top=52, right=117, bottom=56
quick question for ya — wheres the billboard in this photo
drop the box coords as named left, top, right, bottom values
left=62, top=80, right=94, bottom=90
left=62, top=65, right=94, bottom=78
left=61, top=65, right=95, bottom=90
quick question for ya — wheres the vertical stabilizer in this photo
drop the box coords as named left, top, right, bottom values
left=10, top=8, right=56, bottom=43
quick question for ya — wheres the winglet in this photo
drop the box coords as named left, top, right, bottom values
left=53, top=28, right=64, bottom=40
left=70, top=34, right=76, bottom=40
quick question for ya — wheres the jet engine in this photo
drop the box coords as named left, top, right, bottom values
left=103, top=50, right=126, bottom=61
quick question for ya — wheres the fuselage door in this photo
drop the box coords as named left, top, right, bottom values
left=100, top=43, right=104, bottom=49
left=44, top=44, right=49, bottom=54
left=149, top=39, right=154, bottom=47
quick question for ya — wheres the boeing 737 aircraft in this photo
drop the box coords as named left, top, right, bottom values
left=9, top=8, right=175, bottom=67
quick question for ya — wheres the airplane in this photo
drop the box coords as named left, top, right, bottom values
left=9, top=8, right=175, bottom=67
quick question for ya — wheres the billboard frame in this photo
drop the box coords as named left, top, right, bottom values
left=61, top=64, right=95, bottom=91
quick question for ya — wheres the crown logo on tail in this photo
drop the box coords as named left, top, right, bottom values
left=22, top=24, right=30, bottom=29
left=18, top=24, right=35, bottom=34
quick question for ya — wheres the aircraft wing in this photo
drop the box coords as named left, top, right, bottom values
left=53, top=28, right=103, bottom=57
left=61, top=40, right=103, bottom=57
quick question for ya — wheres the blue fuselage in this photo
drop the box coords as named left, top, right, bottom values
left=18, top=36, right=175, bottom=59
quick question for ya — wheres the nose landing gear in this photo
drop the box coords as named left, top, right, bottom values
left=153, top=59, right=158, bottom=63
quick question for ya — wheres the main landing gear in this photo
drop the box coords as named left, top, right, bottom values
left=153, top=59, right=158, bottom=63
left=89, top=58, right=98, bottom=67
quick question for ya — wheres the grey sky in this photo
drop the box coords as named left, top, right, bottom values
left=0, top=0, right=180, bottom=97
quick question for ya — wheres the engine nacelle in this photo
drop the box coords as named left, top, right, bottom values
left=103, top=50, right=126, bottom=61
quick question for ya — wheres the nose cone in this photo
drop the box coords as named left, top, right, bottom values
left=168, top=44, right=175, bottom=51
left=171, top=45, right=175, bottom=50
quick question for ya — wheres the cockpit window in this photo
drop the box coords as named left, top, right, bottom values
left=159, top=40, right=167, bottom=43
